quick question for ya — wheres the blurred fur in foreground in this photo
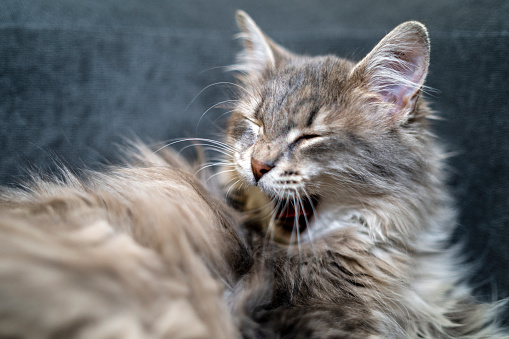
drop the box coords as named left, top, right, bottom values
left=0, top=145, right=248, bottom=338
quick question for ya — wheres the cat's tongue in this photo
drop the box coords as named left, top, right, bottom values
left=276, top=196, right=318, bottom=220
left=277, top=203, right=312, bottom=218
left=275, top=197, right=318, bottom=233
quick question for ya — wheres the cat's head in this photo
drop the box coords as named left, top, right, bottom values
left=226, top=11, right=436, bottom=243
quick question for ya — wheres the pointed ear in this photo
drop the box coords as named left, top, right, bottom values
left=232, top=10, right=291, bottom=77
left=352, top=21, right=430, bottom=123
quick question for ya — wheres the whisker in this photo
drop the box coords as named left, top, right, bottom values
left=302, top=188, right=318, bottom=258
left=225, top=178, right=243, bottom=200
left=213, top=109, right=236, bottom=123
left=244, top=199, right=276, bottom=215
left=265, top=197, right=281, bottom=243
left=205, top=168, right=237, bottom=183
left=186, top=81, right=257, bottom=112
left=196, top=100, right=239, bottom=132
left=186, top=81, right=247, bottom=110
left=260, top=190, right=284, bottom=260
left=198, top=66, right=230, bottom=74
left=197, top=161, right=235, bottom=172
left=153, top=137, right=238, bottom=156
left=295, top=193, right=303, bottom=263
left=201, top=149, right=235, bottom=159
left=177, top=144, right=234, bottom=159
left=287, top=192, right=297, bottom=259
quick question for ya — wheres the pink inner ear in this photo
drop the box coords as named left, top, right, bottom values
left=376, top=51, right=426, bottom=111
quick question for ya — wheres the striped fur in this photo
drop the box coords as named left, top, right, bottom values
left=224, top=11, right=508, bottom=338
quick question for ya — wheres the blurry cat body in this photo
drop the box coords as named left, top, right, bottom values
left=0, top=146, right=249, bottom=338
left=0, top=11, right=506, bottom=339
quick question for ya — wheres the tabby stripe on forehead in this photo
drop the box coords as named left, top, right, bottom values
left=254, top=96, right=264, bottom=119
left=306, top=105, right=320, bottom=127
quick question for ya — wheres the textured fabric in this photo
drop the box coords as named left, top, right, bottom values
left=1, top=0, right=508, bottom=323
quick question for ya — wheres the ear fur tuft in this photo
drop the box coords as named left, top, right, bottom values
left=230, top=10, right=290, bottom=77
left=353, top=21, right=431, bottom=123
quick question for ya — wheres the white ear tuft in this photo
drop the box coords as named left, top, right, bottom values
left=353, top=21, right=430, bottom=122
left=231, top=11, right=288, bottom=77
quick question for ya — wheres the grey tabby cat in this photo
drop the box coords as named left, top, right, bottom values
left=223, top=11, right=508, bottom=338
left=0, top=10, right=506, bottom=339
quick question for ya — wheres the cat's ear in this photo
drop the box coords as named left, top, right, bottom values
left=232, top=10, right=291, bottom=77
left=352, top=21, right=430, bottom=123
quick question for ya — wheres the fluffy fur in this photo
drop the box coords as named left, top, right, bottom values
left=0, top=145, right=248, bottom=338
left=223, top=11, right=508, bottom=338
left=0, top=10, right=507, bottom=339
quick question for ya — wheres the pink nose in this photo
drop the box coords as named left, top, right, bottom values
left=251, top=158, right=274, bottom=182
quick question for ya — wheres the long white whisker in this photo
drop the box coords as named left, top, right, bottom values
left=205, top=168, right=237, bottom=183
left=153, top=138, right=238, bottom=155
left=246, top=199, right=278, bottom=215
left=196, top=161, right=234, bottom=172
left=265, top=197, right=281, bottom=242
left=196, top=99, right=239, bottom=131
left=295, top=193, right=303, bottom=263
left=214, top=109, right=236, bottom=123
left=225, top=178, right=242, bottom=199
left=302, top=188, right=318, bottom=259
left=287, top=192, right=297, bottom=258
left=186, top=82, right=257, bottom=112
left=176, top=144, right=234, bottom=158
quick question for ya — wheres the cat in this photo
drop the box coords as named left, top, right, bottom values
left=0, top=9, right=507, bottom=339
left=221, top=11, right=508, bottom=338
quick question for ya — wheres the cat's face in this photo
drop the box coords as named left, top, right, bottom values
left=226, top=11, right=431, bottom=243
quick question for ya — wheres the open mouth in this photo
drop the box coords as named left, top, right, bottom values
left=274, top=195, right=319, bottom=233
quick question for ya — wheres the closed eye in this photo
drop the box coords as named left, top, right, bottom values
left=244, top=116, right=262, bottom=127
left=294, top=134, right=321, bottom=144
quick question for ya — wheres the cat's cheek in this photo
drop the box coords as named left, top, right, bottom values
left=234, top=148, right=258, bottom=185
left=236, top=128, right=259, bottom=152
left=299, top=164, right=321, bottom=181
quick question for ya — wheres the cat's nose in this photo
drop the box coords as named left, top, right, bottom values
left=251, top=157, right=274, bottom=182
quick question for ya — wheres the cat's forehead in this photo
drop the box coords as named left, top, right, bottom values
left=251, top=56, right=355, bottom=134
left=264, top=56, right=352, bottom=93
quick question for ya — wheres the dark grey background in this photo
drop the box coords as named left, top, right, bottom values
left=1, top=0, right=508, bottom=324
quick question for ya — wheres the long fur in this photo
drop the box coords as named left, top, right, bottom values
left=0, top=145, right=248, bottom=339
left=224, top=11, right=508, bottom=338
